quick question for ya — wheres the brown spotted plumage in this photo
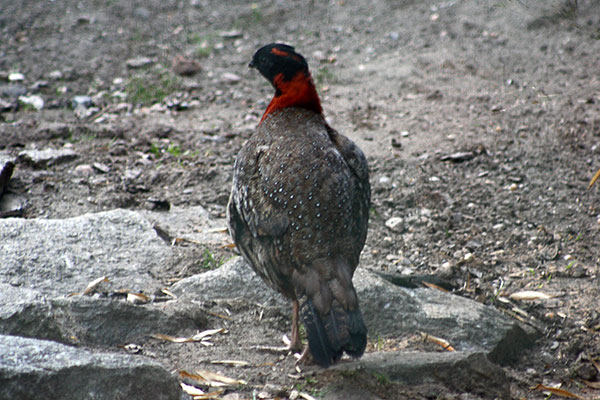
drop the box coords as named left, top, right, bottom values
left=227, top=43, right=370, bottom=367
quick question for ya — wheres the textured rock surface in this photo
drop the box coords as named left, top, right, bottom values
left=328, top=352, right=510, bottom=400
left=0, top=283, right=206, bottom=346
left=16, top=148, right=78, bottom=168
left=172, top=256, right=538, bottom=360
left=0, top=209, right=171, bottom=296
left=0, top=334, right=181, bottom=400
left=0, top=207, right=539, bottom=399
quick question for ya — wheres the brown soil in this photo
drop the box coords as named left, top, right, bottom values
left=2, top=1, right=600, bottom=399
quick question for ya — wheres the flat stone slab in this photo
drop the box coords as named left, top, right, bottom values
left=327, top=351, right=510, bottom=400
left=0, top=209, right=172, bottom=297
left=17, top=148, right=78, bottom=168
left=0, top=283, right=205, bottom=346
left=172, top=257, right=538, bottom=363
left=0, top=334, right=181, bottom=400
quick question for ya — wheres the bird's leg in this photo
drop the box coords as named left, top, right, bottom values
left=289, top=299, right=303, bottom=352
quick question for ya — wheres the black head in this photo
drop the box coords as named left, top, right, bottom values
left=249, top=43, right=310, bottom=84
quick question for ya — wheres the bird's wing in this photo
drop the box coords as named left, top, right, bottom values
left=325, top=124, right=371, bottom=208
left=228, top=143, right=290, bottom=243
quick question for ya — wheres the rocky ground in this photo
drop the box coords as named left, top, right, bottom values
left=1, top=0, right=600, bottom=399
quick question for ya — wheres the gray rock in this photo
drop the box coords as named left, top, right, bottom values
left=140, top=205, right=228, bottom=248
left=0, top=334, right=181, bottom=400
left=0, top=283, right=206, bottom=346
left=7, top=72, right=24, bottom=82
left=331, top=351, right=510, bottom=400
left=1, top=84, right=26, bottom=98
left=126, top=57, right=154, bottom=69
left=171, top=257, right=285, bottom=307
left=172, top=257, right=538, bottom=361
left=71, top=95, right=93, bottom=109
left=18, top=94, right=44, bottom=110
left=47, top=70, right=64, bottom=80
left=0, top=209, right=170, bottom=297
left=17, top=148, right=78, bottom=168
left=35, top=122, right=72, bottom=140
left=221, top=72, right=241, bottom=84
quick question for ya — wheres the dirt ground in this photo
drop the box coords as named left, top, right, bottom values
left=1, top=0, right=600, bottom=399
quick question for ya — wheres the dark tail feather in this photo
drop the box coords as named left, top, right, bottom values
left=300, top=297, right=367, bottom=367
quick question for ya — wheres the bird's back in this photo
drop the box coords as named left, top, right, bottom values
left=229, top=107, right=368, bottom=291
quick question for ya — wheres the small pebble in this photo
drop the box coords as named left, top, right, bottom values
left=220, top=30, right=242, bottom=38
left=385, top=217, right=404, bottom=232
left=72, top=95, right=93, bottom=109
left=74, top=164, right=93, bottom=177
left=172, top=55, right=202, bottom=77
left=126, top=57, right=154, bottom=69
left=18, top=95, right=44, bottom=110
left=48, top=70, right=63, bottom=80
left=8, top=72, right=24, bottom=82
left=222, top=72, right=241, bottom=83
left=92, top=163, right=110, bottom=173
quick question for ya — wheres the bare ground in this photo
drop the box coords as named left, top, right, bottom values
left=1, top=0, right=600, bottom=399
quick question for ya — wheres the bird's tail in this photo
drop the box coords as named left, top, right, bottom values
left=299, top=293, right=367, bottom=367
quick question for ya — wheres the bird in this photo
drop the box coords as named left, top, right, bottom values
left=227, top=43, right=370, bottom=367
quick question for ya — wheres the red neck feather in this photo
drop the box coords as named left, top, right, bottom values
left=260, top=71, right=323, bottom=123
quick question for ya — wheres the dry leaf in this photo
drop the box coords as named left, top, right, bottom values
left=192, top=389, right=224, bottom=400
left=205, top=227, right=228, bottom=233
left=190, top=328, right=226, bottom=341
left=421, top=281, right=450, bottom=292
left=420, top=332, right=455, bottom=351
left=201, top=309, right=233, bottom=320
left=194, top=369, right=247, bottom=386
left=299, top=392, right=318, bottom=400
left=127, top=292, right=150, bottom=304
left=533, top=383, right=584, bottom=399
left=152, top=328, right=226, bottom=344
left=181, top=382, right=205, bottom=396
left=210, top=360, right=250, bottom=367
left=181, top=383, right=225, bottom=400
left=174, top=237, right=202, bottom=245
left=583, top=380, right=600, bottom=389
left=179, top=369, right=247, bottom=387
left=588, top=168, right=600, bottom=189
left=509, top=290, right=552, bottom=301
left=161, top=288, right=177, bottom=299
left=511, top=306, right=529, bottom=317
left=152, top=333, right=190, bottom=343
left=80, top=276, right=109, bottom=295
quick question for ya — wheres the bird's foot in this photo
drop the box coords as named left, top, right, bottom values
left=294, top=345, right=313, bottom=366
left=283, top=334, right=303, bottom=353
left=254, top=334, right=302, bottom=355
